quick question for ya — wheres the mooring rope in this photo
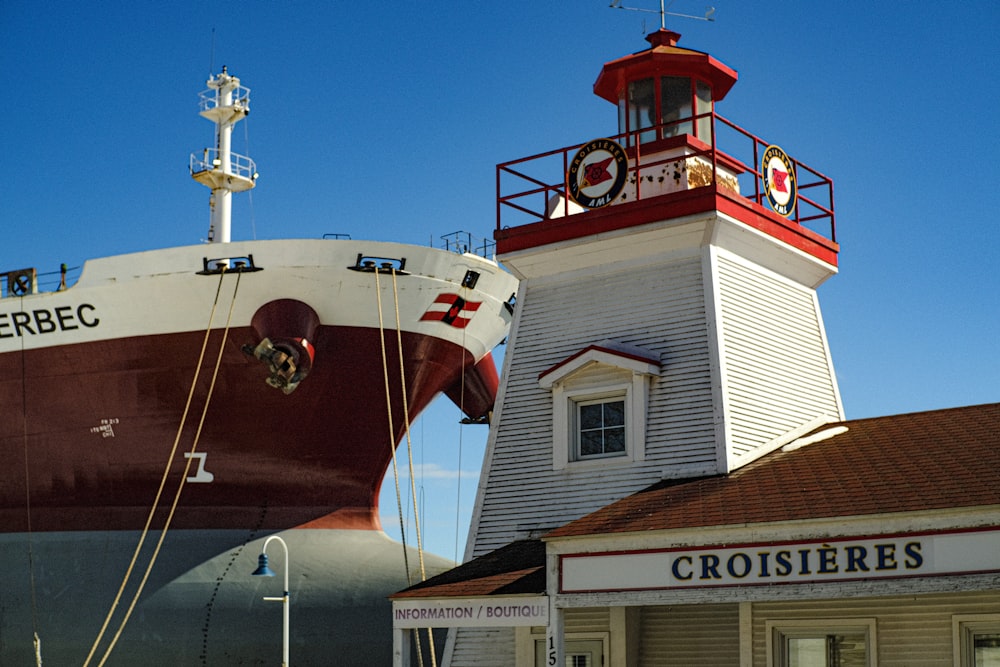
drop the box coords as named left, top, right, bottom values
left=389, top=268, right=437, bottom=667
left=374, top=268, right=429, bottom=667
left=82, top=269, right=233, bottom=666
left=18, top=293, right=43, bottom=666
left=95, top=269, right=242, bottom=666
left=454, top=281, right=472, bottom=564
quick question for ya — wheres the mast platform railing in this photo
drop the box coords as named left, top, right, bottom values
left=197, top=85, right=250, bottom=114
left=189, top=148, right=258, bottom=181
left=496, top=111, right=836, bottom=244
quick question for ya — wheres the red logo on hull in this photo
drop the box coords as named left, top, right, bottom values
left=420, top=294, right=482, bottom=328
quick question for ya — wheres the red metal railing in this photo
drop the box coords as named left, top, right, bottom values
left=496, top=111, right=836, bottom=243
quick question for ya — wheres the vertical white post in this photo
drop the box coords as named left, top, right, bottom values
left=393, top=627, right=412, bottom=667
left=546, top=552, right=563, bottom=666
left=546, top=602, right=564, bottom=667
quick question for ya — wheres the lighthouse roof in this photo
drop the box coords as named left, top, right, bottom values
left=593, top=29, right=739, bottom=104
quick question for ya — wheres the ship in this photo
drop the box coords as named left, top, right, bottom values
left=0, top=68, right=517, bottom=665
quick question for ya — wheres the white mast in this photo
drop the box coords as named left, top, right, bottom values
left=190, top=66, right=257, bottom=244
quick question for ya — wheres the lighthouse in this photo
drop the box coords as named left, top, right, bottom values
left=393, top=26, right=845, bottom=666
left=479, top=26, right=842, bottom=555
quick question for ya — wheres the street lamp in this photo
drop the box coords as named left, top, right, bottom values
left=252, top=534, right=290, bottom=666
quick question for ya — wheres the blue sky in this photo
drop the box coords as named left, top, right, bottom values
left=2, top=1, right=997, bottom=560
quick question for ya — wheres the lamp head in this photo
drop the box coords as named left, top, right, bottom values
left=252, top=552, right=276, bottom=577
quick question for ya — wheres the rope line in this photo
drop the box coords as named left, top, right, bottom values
left=375, top=269, right=410, bottom=581
left=82, top=269, right=229, bottom=666
left=18, top=293, right=42, bottom=665
left=376, top=270, right=430, bottom=667
left=454, top=281, right=471, bottom=563
left=96, top=269, right=242, bottom=666
left=390, top=269, right=437, bottom=667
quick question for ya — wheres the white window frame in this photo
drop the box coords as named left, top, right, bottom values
left=765, top=618, right=877, bottom=667
left=539, top=344, right=659, bottom=471
left=517, top=628, right=609, bottom=667
left=953, top=614, right=1000, bottom=667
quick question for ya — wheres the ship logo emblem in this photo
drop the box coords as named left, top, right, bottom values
left=567, top=138, right=628, bottom=209
left=761, top=144, right=797, bottom=217
left=421, top=293, right=482, bottom=328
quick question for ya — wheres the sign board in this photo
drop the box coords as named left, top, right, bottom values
left=567, top=139, right=628, bottom=209
left=561, top=528, right=1000, bottom=593
left=393, top=596, right=548, bottom=629
left=761, top=144, right=797, bottom=217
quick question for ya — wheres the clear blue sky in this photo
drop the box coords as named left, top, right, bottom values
left=2, top=1, right=997, bottom=560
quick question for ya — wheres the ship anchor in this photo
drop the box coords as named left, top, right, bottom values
left=243, top=299, right=321, bottom=395
left=243, top=337, right=313, bottom=394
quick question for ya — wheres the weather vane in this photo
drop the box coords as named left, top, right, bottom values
left=609, top=0, right=715, bottom=30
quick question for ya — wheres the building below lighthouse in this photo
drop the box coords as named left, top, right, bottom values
left=391, top=26, right=1000, bottom=667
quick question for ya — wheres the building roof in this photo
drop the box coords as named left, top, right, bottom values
left=391, top=539, right=546, bottom=600
left=547, top=402, right=1000, bottom=538
left=392, top=403, right=1000, bottom=599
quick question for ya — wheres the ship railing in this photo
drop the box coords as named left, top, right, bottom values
left=439, top=230, right=496, bottom=258
left=189, top=148, right=257, bottom=180
left=197, top=85, right=251, bottom=114
left=496, top=110, right=836, bottom=243
left=1, top=264, right=81, bottom=297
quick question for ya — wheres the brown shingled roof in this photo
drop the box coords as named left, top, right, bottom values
left=546, top=403, right=1000, bottom=539
left=392, top=539, right=546, bottom=600
left=391, top=404, right=1000, bottom=600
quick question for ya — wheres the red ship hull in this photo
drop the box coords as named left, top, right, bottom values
left=1, top=325, right=492, bottom=533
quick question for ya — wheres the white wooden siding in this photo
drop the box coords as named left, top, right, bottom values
left=713, top=250, right=842, bottom=467
left=750, top=590, right=1000, bottom=666
left=639, top=603, right=741, bottom=666
left=469, top=257, right=716, bottom=556
left=449, top=627, right=516, bottom=667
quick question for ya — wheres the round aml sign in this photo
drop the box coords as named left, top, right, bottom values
left=567, top=138, right=628, bottom=209
left=761, top=144, right=797, bottom=217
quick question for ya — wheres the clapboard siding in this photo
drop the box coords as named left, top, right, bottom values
left=750, top=591, right=1000, bottom=666
left=449, top=627, right=516, bottom=667
left=715, top=253, right=841, bottom=462
left=566, top=607, right=612, bottom=633
left=469, top=257, right=718, bottom=556
left=639, top=604, right=741, bottom=666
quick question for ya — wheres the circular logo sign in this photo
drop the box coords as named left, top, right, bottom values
left=567, top=138, right=628, bottom=209
left=761, top=145, right=797, bottom=217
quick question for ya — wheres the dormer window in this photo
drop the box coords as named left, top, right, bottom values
left=539, top=341, right=660, bottom=470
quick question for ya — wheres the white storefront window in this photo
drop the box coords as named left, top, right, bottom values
left=767, top=619, right=876, bottom=667
left=954, top=615, right=1000, bottom=667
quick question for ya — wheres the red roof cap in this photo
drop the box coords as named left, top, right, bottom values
left=593, top=29, right=738, bottom=104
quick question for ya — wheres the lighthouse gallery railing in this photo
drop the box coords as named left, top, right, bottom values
left=495, top=110, right=836, bottom=244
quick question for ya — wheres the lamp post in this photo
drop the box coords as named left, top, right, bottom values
left=252, top=534, right=290, bottom=666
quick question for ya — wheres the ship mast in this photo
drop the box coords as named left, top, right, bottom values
left=190, top=66, right=257, bottom=244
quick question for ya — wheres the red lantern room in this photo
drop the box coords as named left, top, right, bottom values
left=594, top=29, right=737, bottom=149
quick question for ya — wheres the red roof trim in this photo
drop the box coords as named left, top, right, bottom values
left=593, top=31, right=739, bottom=103
left=538, top=344, right=661, bottom=381
left=556, top=525, right=1000, bottom=557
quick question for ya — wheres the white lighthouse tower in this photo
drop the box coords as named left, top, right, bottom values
left=450, top=28, right=843, bottom=663
left=190, top=66, right=258, bottom=244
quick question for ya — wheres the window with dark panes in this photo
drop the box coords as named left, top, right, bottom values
left=577, top=398, right=626, bottom=458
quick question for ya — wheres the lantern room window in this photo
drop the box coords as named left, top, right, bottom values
left=618, top=75, right=713, bottom=147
